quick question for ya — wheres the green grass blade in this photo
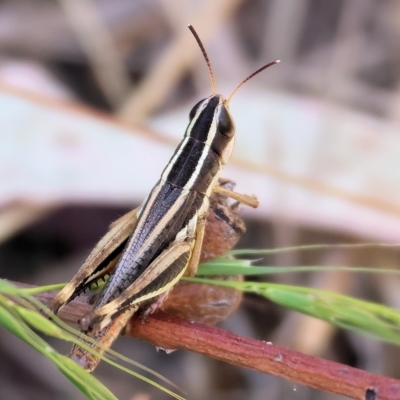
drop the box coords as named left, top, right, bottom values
left=0, top=295, right=117, bottom=399
left=228, top=243, right=400, bottom=256
left=197, top=262, right=400, bottom=276
left=185, top=277, right=400, bottom=346
left=19, top=283, right=66, bottom=294
left=0, top=280, right=184, bottom=399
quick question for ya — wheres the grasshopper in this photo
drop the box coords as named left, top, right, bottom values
left=47, top=25, right=278, bottom=370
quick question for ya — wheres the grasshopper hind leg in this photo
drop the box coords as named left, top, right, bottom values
left=79, top=241, right=192, bottom=332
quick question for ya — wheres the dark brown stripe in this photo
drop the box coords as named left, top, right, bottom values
left=166, top=138, right=206, bottom=186
left=187, top=96, right=219, bottom=142
left=166, top=138, right=220, bottom=192
left=190, top=148, right=220, bottom=193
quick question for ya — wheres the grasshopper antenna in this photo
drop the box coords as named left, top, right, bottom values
left=227, top=60, right=280, bottom=104
left=188, top=24, right=217, bottom=95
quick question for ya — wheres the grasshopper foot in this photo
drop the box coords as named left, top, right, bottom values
left=141, top=290, right=171, bottom=323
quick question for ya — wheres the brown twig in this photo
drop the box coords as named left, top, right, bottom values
left=9, top=280, right=400, bottom=400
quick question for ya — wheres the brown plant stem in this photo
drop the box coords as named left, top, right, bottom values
left=8, top=281, right=400, bottom=400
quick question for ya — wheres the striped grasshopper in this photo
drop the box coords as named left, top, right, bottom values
left=47, top=25, right=278, bottom=370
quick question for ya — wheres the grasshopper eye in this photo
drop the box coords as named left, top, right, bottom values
left=189, top=98, right=206, bottom=120
left=217, top=106, right=234, bottom=137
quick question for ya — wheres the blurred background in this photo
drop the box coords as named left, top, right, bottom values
left=1, top=0, right=400, bottom=399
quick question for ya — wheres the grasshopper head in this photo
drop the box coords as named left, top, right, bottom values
left=185, top=94, right=235, bottom=165
left=186, top=25, right=278, bottom=165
